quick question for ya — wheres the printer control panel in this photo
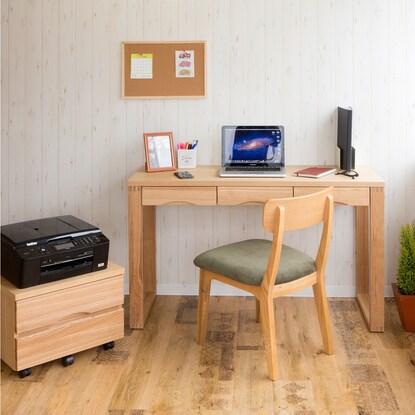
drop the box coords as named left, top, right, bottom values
left=17, top=234, right=107, bottom=259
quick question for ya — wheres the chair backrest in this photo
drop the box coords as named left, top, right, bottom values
left=263, top=187, right=334, bottom=232
left=261, top=187, right=334, bottom=290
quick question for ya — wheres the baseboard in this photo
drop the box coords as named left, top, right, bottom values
left=124, top=282, right=394, bottom=297
left=155, top=283, right=381, bottom=297
left=155, top=283, right=394, bottom=297
left=156, top=283, right=355, bottom=297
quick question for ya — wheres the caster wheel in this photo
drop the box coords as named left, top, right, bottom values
left=103, top=341, right=115, bottom=351
left=19, top=368, right=32, bottom=378
left=61, top=355, right=74, bottom=367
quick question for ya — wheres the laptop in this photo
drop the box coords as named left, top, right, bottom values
left=219, top=125, right=286, bottom=177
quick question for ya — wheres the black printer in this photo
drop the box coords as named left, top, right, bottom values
left=1, top=215, right=109, bottom=288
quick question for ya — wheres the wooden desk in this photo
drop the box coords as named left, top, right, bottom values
left=128, top=165, right=385, bottom=332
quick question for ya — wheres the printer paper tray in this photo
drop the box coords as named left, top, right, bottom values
left=40, top=257, right=93, bottom=284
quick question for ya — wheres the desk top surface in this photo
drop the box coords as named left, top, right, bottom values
left=128, top=165, right=384, bottom=188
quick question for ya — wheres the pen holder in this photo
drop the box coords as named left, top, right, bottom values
left=177, top=149, right=197, bottom=168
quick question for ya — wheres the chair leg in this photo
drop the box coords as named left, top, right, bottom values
left=259, top=295, right=278, bottom=380
left=255, top=298, right=261, bottom=323
left=312, top=281, right=333, bottom=355
left=197, top=269, right=211, bottom=345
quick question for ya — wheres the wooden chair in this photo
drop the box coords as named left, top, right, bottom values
left=193, top=187, right=334, bottom=380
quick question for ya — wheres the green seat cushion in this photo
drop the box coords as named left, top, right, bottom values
left=193, top=239, right=316, bottom=286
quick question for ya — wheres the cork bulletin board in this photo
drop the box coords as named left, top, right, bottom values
left=121, top=41, right=206, bottom=99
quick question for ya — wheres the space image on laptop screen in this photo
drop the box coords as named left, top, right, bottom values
left=222, top=126, right=284, bottom=167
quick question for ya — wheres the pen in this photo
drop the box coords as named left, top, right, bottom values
left=177, top=141, right=198, bottom=149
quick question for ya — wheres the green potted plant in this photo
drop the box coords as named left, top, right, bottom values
left=392, top=222, right=415, bottom=331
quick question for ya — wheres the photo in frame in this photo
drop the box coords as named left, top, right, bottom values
left=144, top=132, right=176, bottom=172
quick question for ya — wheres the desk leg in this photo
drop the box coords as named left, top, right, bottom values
left=128, top=185, right=143, bottom=328
left=356, top=188, right=385, bottom=332
left=128, top=186, right=157, bottom=329
left=356, top=206, right=370, bottom=325
left=356, top=206, right=369, bottom=295
left=143, top=205, right=157, bottom=323
left=369, top=187, right=385, bottom=332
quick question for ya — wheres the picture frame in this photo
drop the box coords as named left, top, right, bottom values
left=144, top=132, right=176, bottom=172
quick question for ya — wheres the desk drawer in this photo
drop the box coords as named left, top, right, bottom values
left=294, top=187, right=369, bottom=206
left=142, top=187, right=217, bottom=206
left=218, top=187, right=293, bottom=205
left=15, top=275, right=124, bottom=334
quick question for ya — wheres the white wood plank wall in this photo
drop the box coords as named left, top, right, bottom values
left=2, top=0, right=414, bottom=295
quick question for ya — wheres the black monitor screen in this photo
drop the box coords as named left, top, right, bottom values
left=337, top=106, right=354, bottom=171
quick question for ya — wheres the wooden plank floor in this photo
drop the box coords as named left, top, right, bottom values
left=2, top=296, right=415, bottom=415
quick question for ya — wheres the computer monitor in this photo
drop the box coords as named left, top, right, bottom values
left=337, top=106, right=357, bottom=177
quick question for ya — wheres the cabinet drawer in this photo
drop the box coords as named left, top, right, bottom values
left=218, top=187, right=293, bottom=205
left=16, top=275, right=124, bottom=334
left=15, top=308, right=124, bottom=371
left=142, top=186, right=217, bottom=205
left=294, top=187, right=369, bottom=206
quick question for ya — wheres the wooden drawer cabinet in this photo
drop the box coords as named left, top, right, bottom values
left=1, top=262, right=124, bottom=375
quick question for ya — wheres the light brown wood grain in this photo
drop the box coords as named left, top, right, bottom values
left=356, top=206, right=370, bottom=296
left=128, top=165, right=385, bottom=188
left=16, top=276, right=123, bottom=333
left=196, top=188, right=335, bottom=380
left=294, top=185, right=370, bottom=205
left=128, top=185, right=144, bottom=329
left=16, top=308, right=124, bottom=371
left=218, top=186, right=293, bottom=205
left=142, top=186, right=217, bottom=206
left=128, top=165, right=385, bottom=334
left=2, top=295, right=413, bottom=414
left=1, top=263, right=124, bottom=372
left=369, top=186, right=385, bottom=332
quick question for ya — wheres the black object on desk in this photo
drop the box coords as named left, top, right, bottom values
left=174, top=171, right=194, bottom=179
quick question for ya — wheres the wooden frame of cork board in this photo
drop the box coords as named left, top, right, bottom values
left=121, top=41, right=206, bottom=99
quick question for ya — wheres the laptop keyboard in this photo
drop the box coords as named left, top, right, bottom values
left=225, top=166, right=280, bottom=172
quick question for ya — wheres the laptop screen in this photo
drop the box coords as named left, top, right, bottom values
left=222, top=126, right=284, bottom=167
